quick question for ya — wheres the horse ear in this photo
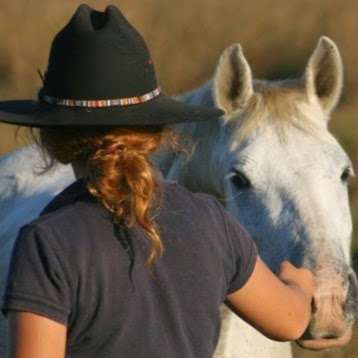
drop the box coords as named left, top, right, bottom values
left=304, top=36, right=343, bottom=115
left=213, top=44, right=254, bottom=115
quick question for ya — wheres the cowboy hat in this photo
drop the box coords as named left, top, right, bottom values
left=0, top=4, right=223, bottom=127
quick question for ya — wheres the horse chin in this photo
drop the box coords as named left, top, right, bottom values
left=296, top=326, right=352, bottom=350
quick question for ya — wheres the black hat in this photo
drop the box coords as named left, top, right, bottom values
left=0, top=4, right=223, bottom=127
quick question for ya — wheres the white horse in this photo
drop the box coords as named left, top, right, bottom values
left=166, top=36, right=358, bottom=357
left=0, top=37, right=357, bottom=358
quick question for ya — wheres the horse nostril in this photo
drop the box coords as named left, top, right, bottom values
left=321, top=333, right=339, bottom=339
left=311, top=296, right=318, bottom=315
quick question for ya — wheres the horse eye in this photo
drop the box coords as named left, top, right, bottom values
left=230, top=170, right=251, bottom=190
left=341, top=167, right=353, bottom=183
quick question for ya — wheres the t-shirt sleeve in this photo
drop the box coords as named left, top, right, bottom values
left=210, top=197, right=258, bottom=295
left=1, top=224, right=71, bottom=325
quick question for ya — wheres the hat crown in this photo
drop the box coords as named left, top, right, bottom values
left=43, top=4, right=157, bottom=100
left=73, top=5, right=111, bottom=32
left=0, top=4, right=224, bottom=127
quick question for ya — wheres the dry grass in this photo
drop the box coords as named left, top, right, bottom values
left=0, top=1, right=357, bottom=356
left=0, top=0, right=358, bottom=99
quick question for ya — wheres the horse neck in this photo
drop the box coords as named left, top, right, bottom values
left=154, top=81, right=215, bottom=176
left=178, top=80, right=215, bottom=107
left=168, top=122, right=228, bottom=199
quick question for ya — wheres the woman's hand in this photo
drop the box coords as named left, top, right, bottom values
left=278, top=260, right=315, bottom=304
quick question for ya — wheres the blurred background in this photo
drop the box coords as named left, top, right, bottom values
left=0, top=0, right=357, bottom=356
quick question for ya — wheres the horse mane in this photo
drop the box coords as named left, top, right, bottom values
left=227, top=78, right=326, bottom=142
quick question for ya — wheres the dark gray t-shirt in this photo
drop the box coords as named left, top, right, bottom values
left=2, top=180, right=257, bottom=358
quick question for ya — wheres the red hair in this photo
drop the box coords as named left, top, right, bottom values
left=36, top=125, right=179, bottom=266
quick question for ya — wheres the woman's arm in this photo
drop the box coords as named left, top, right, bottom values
left=226, top=257, right=314, bottom=342
left=8, top=311, right=67, bottom=358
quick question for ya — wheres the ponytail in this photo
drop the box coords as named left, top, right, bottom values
left=36, top=126, right=178, bottom=266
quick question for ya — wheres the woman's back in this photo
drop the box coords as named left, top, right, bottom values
left=3, top=179, right=257, bottom=357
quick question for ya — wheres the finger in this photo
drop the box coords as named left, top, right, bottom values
left=279, top=261, right=296, bottom=273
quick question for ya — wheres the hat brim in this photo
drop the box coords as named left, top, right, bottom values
left=0, top=93, right=223, bottom=127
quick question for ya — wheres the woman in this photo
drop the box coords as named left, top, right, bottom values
left=0, top=4, right=314, bottom=358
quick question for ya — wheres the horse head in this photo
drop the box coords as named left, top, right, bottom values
left=170, top=37, right=357, bottom=350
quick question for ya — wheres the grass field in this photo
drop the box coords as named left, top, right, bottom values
left=0, top=1, right=357, bottom=356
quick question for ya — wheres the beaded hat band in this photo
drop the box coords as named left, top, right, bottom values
left=40, top=87, right=161, bottom=108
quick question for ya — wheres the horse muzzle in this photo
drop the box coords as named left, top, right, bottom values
left=296, top=268, right=358, bottom=350
left=296, top=326, right=352, bottom=350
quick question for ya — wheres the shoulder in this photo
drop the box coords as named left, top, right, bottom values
left=161, top=180, right=226, bottom=230
left=162, top=181, right=251, bottom=241
left=18, top=181, right=107, bottom=250
left=29, top=201, right=85, bottom=229
left=17, top=202, right=87, bottom=249
left=163, top=180, right=220, bottom=211
left=165, top=181, right=222, bottom=213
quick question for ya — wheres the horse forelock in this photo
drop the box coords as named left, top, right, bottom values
left=226, top=78, right=328, bottom=143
